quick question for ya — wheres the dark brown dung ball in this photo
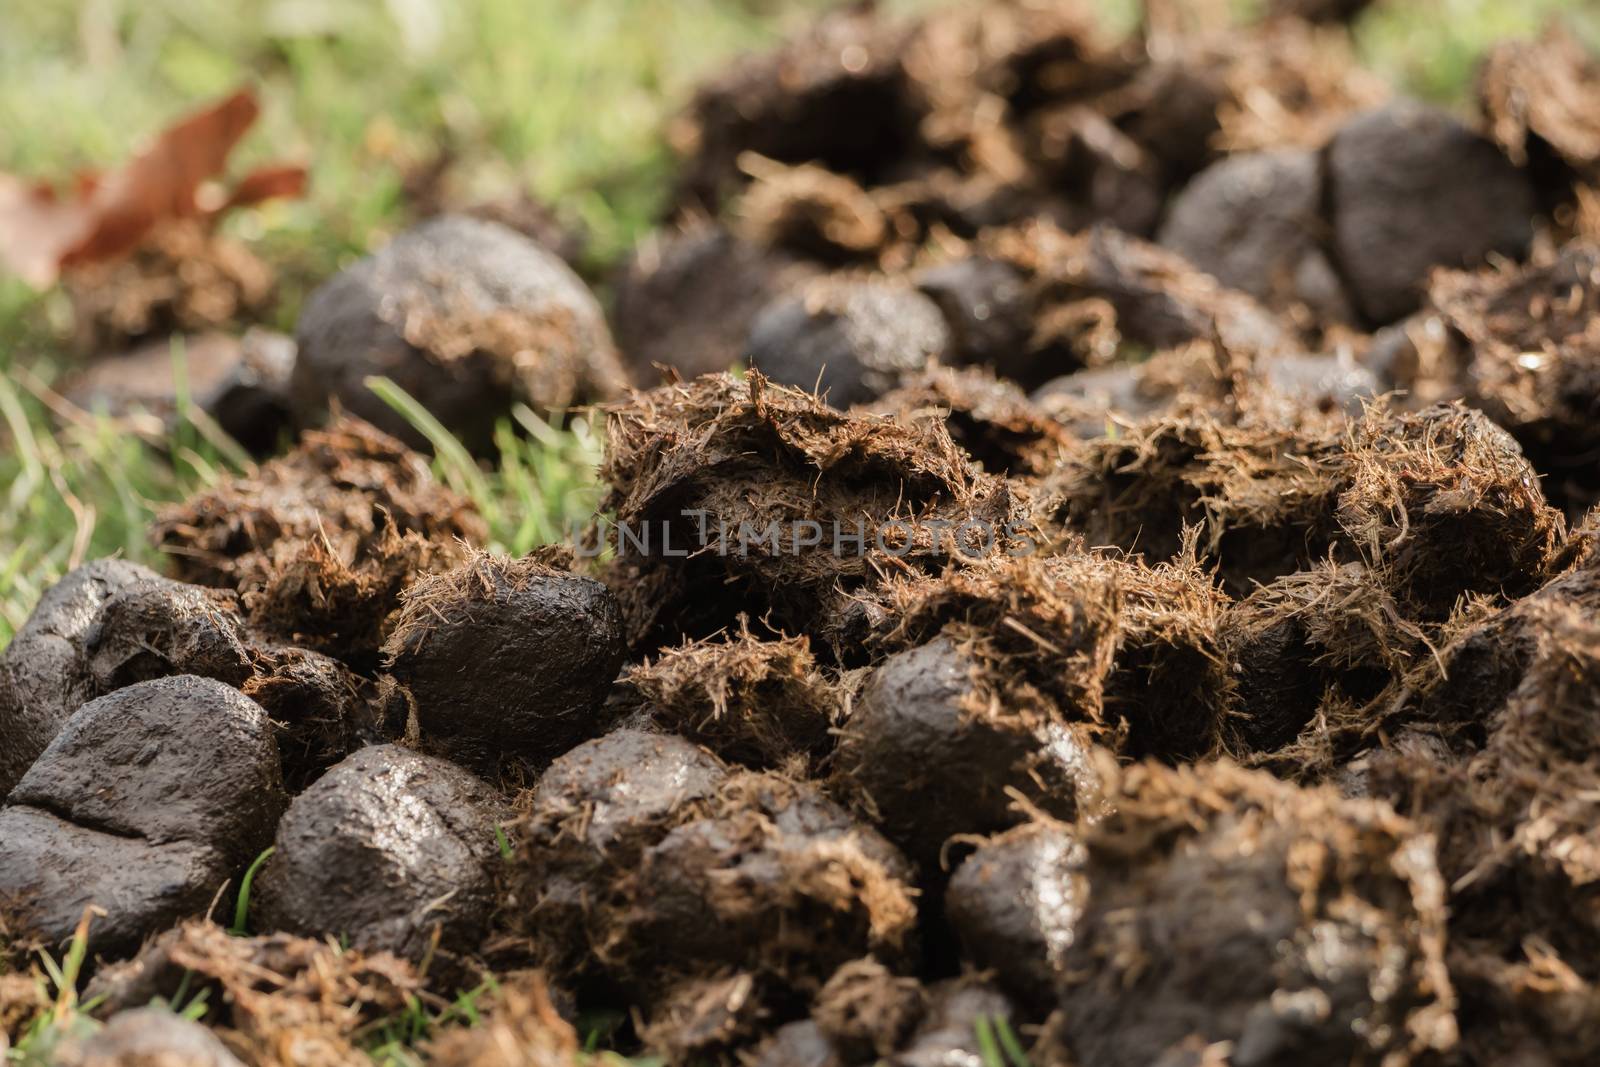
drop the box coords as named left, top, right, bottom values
left=1159, top=148, right=1355, bottom=323
left=254, top=743, right=505, bottom=967
left=944, top=822, right=1085, bottom=1012
left=1326, top=100, right=1538, bottom=326
left=1221, top=560, right=1426, bottom=756
left=866, top=365, right=1074, bottom=478
left=84, top=576, right=256, bottom=693
left=512, top=728, right=729, bottom=981
left=746, top=277, right=950, bottom=409
left=0, top=559, right=157, bottom=796
left=80, top=573, right=380, bottom=791
left=0, top=676, right=285, bottom=960
left=383, top=553, right=626, bottom=776
left=832, top=636, right=1101, bottom=869
left=611, top=223, right=820, bottom=383
left=1478, top=26, right=1600, bottom=211
left=912, top=257, right=1033, bottom=379
left=1054, top=760, right=1456, bottom=1067
left=626, top=770, right=919, bottom=992
left=292, top=214, right=626, bottom=453
left=597, top=372, right=1014, bottom=653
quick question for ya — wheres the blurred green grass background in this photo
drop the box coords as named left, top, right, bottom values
left=1, top=0, right=1597, bottom=641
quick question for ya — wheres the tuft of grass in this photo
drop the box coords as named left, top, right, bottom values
left=6, top=909, right=104, bottom=1065
left=229, top=845, right=277, bottom=936
left=975, top=1013, right=1032, bottom=1067
left=363, top=982, right=495, bottom=1067
left=369, top=377, right=606, bottom=557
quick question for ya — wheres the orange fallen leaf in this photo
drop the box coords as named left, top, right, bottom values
left=0, top=87, right=307, bottom=289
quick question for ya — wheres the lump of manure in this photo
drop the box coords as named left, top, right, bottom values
left=945, top=822, right=1085, bottom=1012
left=811, top=957, right=926, bottom=1061
left=84, top=576, right=257, bottom=693
left=1331, top=402, right=1564, bottom=620
left=1326, top=99, right=1538, bottom=326
left=611, top=223, right=820, bottom=383
left=1426, top=240, right=1600, bottom=511
left=1044, top=403, right=1342, bottom=591
left=912, top=256, right=1033, bottom=379
left=637, top=970, right=768, bottom=1064
left=512, top=728, right=730, bottom=979
left=735, top=160, right=889, bottom=264
left=0, top=676, right=285, bottom=960
left=152, top=415, right=485, bottom=662
left=867, top=365, right=1073, bottom=478
left=831, top=635, right=1103, bottom=869
left=1478, top=26, right=1600, bottom=209
left=1371, top=568, right=1600, bottom=1040
left=1221, top=559, right=1429, bottom=756
left=515, top=729, right=917, bottom=1000
left=745, top=277, right=950, bottom=409
left=1053, top=759, right=1456, bottom=1067
left=1029, top=343, right=1220, bottom=436
left=81, top=574, right=379, bottom=791
left=626, top=770, right=919, bottom=993
left=622, top=627, right=839, bottom=770
left=292, top=215, right=626, bottom=454
left=598, top=372, right=1014, bottom=651
left=1122, top=17, right=1386, bottom=170
left=254, top=743, right=506, bottom=968
left=383, top=552, right=625, bottom=776
left=1159, top=148, right=1356, bottom=323
left=668, top=5, right=917, bottom=213
left=0, top=558, right=157, bottom=797
left=970, top=221, right=1292, bottom=388
left=861, top=548, right=1232, bottom=768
